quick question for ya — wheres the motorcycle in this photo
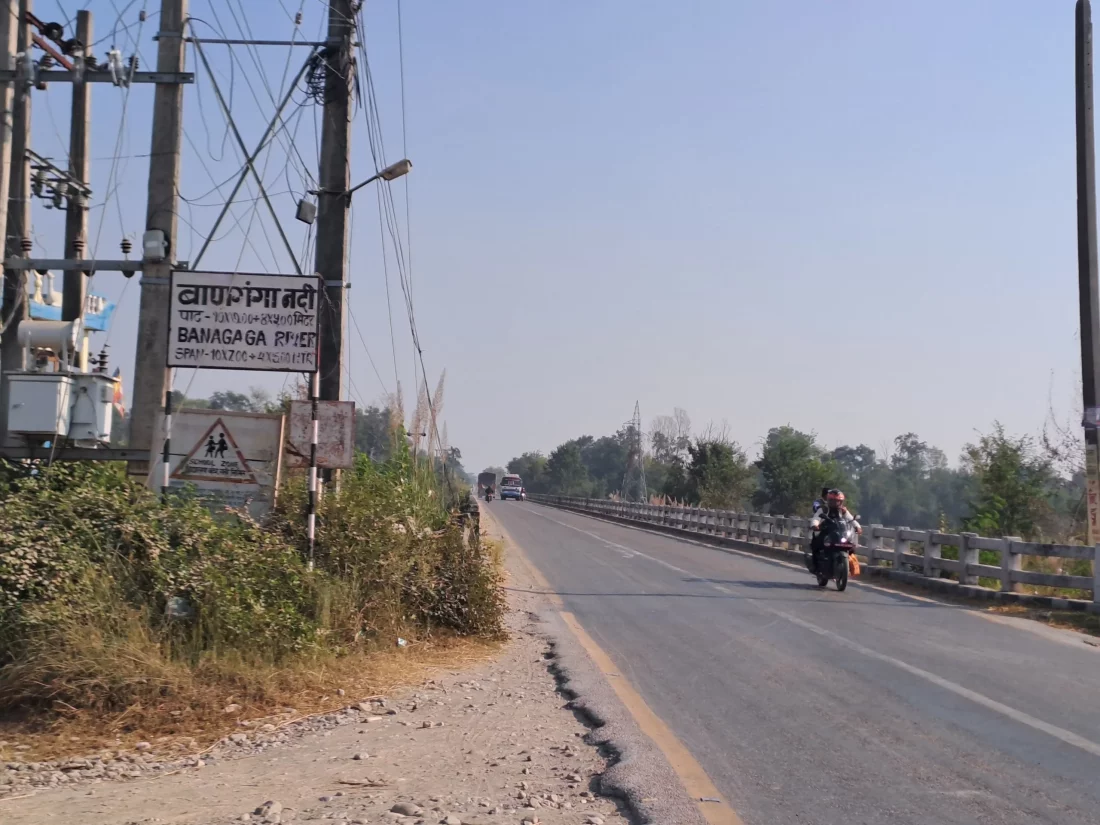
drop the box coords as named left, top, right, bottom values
left=807, top=513, right=857, bottom=591
left=485, top=489, right=494, bottom=502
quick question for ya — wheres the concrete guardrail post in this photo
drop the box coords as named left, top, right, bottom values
left=895, top=527, right=910, bottom=569
left=960, top=532, right=979, bottom=585
left=922, top=532, right=939, bottom=577
left=867, top=525, right=883, bottom=566
left=1092, top=545, right=1100, bottom=610
left=1001, top=537, right=1022, bottom=593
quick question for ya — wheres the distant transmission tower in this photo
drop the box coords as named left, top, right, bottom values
left=621, top=401, right=648, bottom=502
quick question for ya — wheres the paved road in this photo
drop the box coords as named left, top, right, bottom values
left=488, top=501, right=1100, bottom=825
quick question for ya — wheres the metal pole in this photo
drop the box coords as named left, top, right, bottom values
left=314, top=0, right=354, bottom=411
left=0, top=0, right=31, bottom=443
left=307, top=368, right=319, bottom=570
left=1078, top=1, right=1100, bottom=545
left=62, top=10, right=91, bottom=335
left=161, top=388, right=172, bottom=502
left=129, top=0, right=187, bottom=477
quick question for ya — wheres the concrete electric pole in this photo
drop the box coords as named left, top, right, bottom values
left=61, top=9, right=91, bottom=331
left=314, top=0, right=354, bottom=407
left=0, top=0, right=32, bottom=441
left=128, top=0, right=188, bottom=474
left=1076, top=0, right=1100, bottom=545
left=0, top=0, right=17, bottom=253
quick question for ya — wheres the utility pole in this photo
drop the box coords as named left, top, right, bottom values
left=621, top=401, right=648, bottom=502
left=61, top=9, right=90, bottom=334
left=314, top=0, right=354, bottom=408
left=128, top=0, right=187, bottom=475
left=1076, top=0, right=1100, bottom=545
left=0, top=0, right=17, bottom=252
left=0, top=0, right=31, bottom=442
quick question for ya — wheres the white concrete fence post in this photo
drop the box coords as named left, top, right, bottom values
left=1092, top=544, right=1100, bottom=610
left=1001, top=537, right=1022, bottom=593
left=923, top=532, right=940, bottom=578
left=866, top=525, right=883, bottom=566
left=895, top=527, right=910, bottom=569
left=960, top=532, right=980, bottom=586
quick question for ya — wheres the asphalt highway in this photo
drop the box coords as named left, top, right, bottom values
left=489, top=501, right=1100, bottom=825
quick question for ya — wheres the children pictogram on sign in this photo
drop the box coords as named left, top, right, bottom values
left=172, top=418, right=258, bottom=484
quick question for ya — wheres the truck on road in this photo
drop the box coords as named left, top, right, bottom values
left=477, top=471, right=497, bottom=500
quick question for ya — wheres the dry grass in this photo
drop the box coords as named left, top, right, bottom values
left=0, top=633, right=501, bottom=764
left=482, top=536, right=504, bottom=570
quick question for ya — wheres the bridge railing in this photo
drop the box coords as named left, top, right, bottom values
left=529, top=494, right=1100, bottom=609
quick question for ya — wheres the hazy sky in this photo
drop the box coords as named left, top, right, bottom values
left=26, top=1, right=1088, bottom=475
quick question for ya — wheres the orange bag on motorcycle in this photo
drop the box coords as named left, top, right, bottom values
left=848, top=554, right=861, bottom=576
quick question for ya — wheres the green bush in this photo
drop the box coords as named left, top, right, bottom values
left=0, top=451, right=503, bottom=715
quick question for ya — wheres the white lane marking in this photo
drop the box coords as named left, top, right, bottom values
left=525, top=507, right=694, bottom=576
left=768, top=609, right=1100, bottom=758
left=522, top=505, right=1100, bottom=759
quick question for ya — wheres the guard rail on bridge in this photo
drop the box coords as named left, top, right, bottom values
left=530, top=495, right=1100, bottom=612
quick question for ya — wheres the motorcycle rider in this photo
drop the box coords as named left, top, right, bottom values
left=809, top=489, right=861, bottom=571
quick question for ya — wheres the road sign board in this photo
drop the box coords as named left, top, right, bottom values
left=172, top=417, right=259, bottom=484
left=284, top=400, right=356, bottom=469
left=150, top=409, right=284, bottom=518
left=167, top=270, right=321, bottom=372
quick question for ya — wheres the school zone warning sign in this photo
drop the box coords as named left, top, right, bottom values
left=172, top=418, right=259, bottom=484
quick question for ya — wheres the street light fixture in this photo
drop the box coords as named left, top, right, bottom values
left=297, top=159, right=413, bottom=225
left=346, top=158, right=412, bottom=197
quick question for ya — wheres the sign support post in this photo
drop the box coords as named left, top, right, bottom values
left=308, top=368, right=319, bottom=571
left=161, top=388, right=173, bottom=503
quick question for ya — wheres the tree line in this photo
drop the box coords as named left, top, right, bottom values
left=498, top=409, right=1085, bottom=543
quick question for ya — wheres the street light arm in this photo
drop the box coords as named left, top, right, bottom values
left=310, top=159, right=412, bottom=198
left=346, top=170, right=383, bottom=197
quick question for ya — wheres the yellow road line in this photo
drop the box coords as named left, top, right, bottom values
left=484, top=507, right=744, bottom=825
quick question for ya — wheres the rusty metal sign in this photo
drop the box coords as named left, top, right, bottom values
left=285, top=400, right=356, bottom=469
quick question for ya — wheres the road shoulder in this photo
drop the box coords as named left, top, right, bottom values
left=482, top=506, right=732, bottom=825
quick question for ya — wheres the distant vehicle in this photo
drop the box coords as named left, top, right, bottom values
left=500, top=474, right=524, bottom=501
left=477, top=472, right=497, bottom=500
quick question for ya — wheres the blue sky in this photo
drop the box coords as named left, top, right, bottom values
left=26, top=1, right=1089, bottom=474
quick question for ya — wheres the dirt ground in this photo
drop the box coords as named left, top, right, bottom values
left=0, top=523, right=628, bottom=825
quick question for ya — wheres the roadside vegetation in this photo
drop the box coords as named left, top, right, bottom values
left=0, top=385, right=503, bottom=751
left=501, top=408, right=1093, bottom=598
left=504, top=408, right=1086, bottom=542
